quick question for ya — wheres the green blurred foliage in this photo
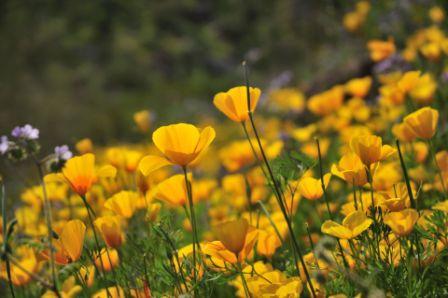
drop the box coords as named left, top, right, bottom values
left=0, top=0, right=360, bottom=146
left=0, top=0, right=441, bottom=147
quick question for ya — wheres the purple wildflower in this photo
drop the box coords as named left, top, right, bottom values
left=11, top=124, right=39, bottom=140
left=54, top=145, right=73, bottom=161
left=0, top=136, right=9, bottom=155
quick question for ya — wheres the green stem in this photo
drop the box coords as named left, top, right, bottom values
left=316, top=139, right=349, bottom=269
left=237, top=262, right=251, bottom=298
left=428, top=139, right=447, bottom=196
left=106, top=246, right=123, bottom=295
left=5, top=258, right=16, bottom=298
left=396, top=140, right=417, bottom=209
left=241, top=122, right=269, bottom=180
left=155, top=225, right=189, bottom=293
left=243, top=174, right=253, bottom=225
left=1, top=183, right=16, bottom=298
left=365, top=167, right=382, bottom=261
left=182, top=167, right=199, bottom=297
left=243, top=62, right=316, bottom=297
left=7, top=253, right=54, bottom=289
left=80, top=195, right=116, bottom=298
left=305, top=223, right=320, bottom=271
left=116, top=248, right=133, bottom=297
left=352, top=178, right=358, bottom=210
left=34, top=160, right=61, bottom=298
left=257, top=201, right=284, bottom=244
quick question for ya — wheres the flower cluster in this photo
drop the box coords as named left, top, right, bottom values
left=1, top=3, right=447, bottom=298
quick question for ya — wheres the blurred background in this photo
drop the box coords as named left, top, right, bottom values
left=0, top=0, right=442, bottom=148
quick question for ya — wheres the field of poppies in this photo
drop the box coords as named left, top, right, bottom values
left=1, top=1, right=448, bottom=297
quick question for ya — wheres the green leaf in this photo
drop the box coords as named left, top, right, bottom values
left=271, top=151, right=316, bottom=182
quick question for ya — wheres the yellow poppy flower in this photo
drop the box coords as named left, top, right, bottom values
left=307, top=86, right=344, bottom=116
left=291, top=124, right=317, bottom=142
left=331, top=152, right=367, bottom=186
left=42, top=219, right=86, bottom=264
left=92, top=286, right=124, bottom=298
left=409, top=73, right=437, bottom=104
left=219, top=139, right=257, bottom=172
left=42, top=276, right=83, bottom=298
left=133, top=110, right=152, bottom=133
left=75, top=138, right=93, bottom=154
left=213, top=218, right=250, bottom=255
left=297, top=174, right=331, bottom=200
left=433, top=200, right=448, bottom=213
left=392, top=122, right=416, bottom=143
left=139, top=123, right=215, bottom=175
left=350, top=135, right=395, bottom=166
left=302, top=138, right=330, bottom=159
left=192, top=178, right=216, bottom=202
left=397, top=71, right=421, bottom=93
left=429, top=6, right=445, bottom=23
left=123, top=150, right=143, bottom=173
left=205, top=218, right=258, bottom=264
left=380, top=196, right=410, bottom=212
left=372, top=162, right=401, bottom=191
left=403, top=107, right=439, bottom=140
left=436, top=150, right=448, bottom=172
left=321, top=210, right=373, bottom=239
left=420, top=42, right=441, bottom=61
left=259, top=277, right=303, bottom=297
left=94, top=215, right=124, bottom=248
left=213, top=86, right=261, bottom=122
left=367, top=38, right=396, bottom=62
left=268, top=88, right=305, bottom=113
left=95, top=248, right=119, bottom=272
left=257, top=230, right=282, bottom=258
left=379, top=84, right=405, bottom=105
left=104, top=190, right=138, bottom=218
left=61, top=154, right=96, bottom=196
left=383, top=208, right=419, bottom=237
left=345, top=76, right=372, bottom=98
left=61, top=153, right=116, bottom=196
left=79, top=265, right=95, bottom=287
left=154, top=174, right=189, bottom=207
left=342, top=1, right=370, bottom=32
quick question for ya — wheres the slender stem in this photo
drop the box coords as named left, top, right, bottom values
left=116, top=248, right=133, bottom=297
left=257, top=201, right=284, bottom=244
left=106, top=246, right=123, bottom=295
left=237, top=262, right=251, bottom=298
left=315, top=139, right=349, bottom=269
left=305, top=223, right=320, bottom=271
left=243, top=62, right=316, bottom=297
left=396, top=140, right=417, bottom=209
left=365, top=167, right=382, bottom=261
left=5, top=258, right=16, bottom=298
left=365, top=168, right=376, bottom=216
left=243, top=174, right=253, bottom=224
left=34, top=160, right=61, bottom=298
left=81, top=196, right=115, bottom=298
left=81, top=196, right=104, bottom=269
left=156, top=225, right=189, bottom=292
left=7, top=253, right=54, bottom=289
left=352, top=178, right=358, bottom=210
left=241, top=122, right=269, bottom=180
left=182, top=167, right=199, bottom=297
left=428, top=139, right=447, bottom=195
left=1, top=183, right=16, bottom=298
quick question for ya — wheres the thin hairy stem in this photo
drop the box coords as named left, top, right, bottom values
left=242, top=61, right=316, bottom=297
